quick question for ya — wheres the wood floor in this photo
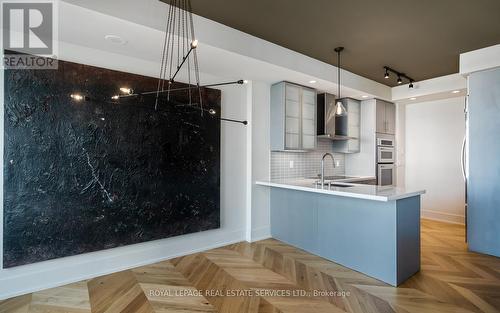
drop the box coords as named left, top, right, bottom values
left=2, top=219, right=500, bottom=313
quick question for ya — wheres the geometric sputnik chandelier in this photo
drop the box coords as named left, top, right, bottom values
left=119, top=0, right=247, bottom=125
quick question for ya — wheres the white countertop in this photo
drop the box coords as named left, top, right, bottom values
left=256, top=178, right=425, bottom=202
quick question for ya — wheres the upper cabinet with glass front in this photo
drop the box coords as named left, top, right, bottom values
left=271, top=82, right=317, bottom=151
left=376, top=99, right=396, bottom=135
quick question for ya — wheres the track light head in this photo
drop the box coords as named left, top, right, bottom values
left=397, top=76, right=402, bottom=84
left=384, top=68, right=389, bottom=79
left=409, top=80, right=414, bottom=88
left=70, top=94, right=84, bottom=101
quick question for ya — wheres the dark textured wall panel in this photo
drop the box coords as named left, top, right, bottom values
left=3, top=57, right=221, bottom=268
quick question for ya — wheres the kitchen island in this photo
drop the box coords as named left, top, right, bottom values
left=256, top=179, right=426, bottom=286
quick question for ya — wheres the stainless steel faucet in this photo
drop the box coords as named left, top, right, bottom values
left=321, top=153, right=336, bottom=187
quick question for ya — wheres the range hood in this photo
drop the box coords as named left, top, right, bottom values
left=317, top=93, right=354, bottom=140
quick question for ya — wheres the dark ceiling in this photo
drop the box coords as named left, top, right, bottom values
left=188, top=0, right=500, bottom=86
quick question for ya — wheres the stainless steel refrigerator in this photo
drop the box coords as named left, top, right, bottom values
left=466, top=67, right=500, bottom=257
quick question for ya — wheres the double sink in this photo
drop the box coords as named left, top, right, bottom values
left=311, top=176, right=357, bottom=188
left=310, top=175, right=376, bottom=189
left=314, top=181, right=356, bottom=188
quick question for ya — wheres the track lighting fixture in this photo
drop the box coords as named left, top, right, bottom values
left=383, top=66, right=415, bottom=89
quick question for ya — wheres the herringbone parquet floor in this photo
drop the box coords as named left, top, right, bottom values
left=1, top=219, right=500, bottom=313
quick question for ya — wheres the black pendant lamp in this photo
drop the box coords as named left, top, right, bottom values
left=334, top=47, right=347, bottom=116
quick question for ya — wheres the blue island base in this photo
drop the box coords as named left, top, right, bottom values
left=271, top=188, right=421, bottom=286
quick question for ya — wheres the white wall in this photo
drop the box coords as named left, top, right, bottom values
left=405, top=97, right=466, bottom=224
left=249, top=81, right=271, bottom=241
left=460, top=44, right=500, bottom=75
left=0, top=45, right=251, bottom=299
left=395, top=103, right=406, bottom=186
left=392, top=74, right=467, bottom=104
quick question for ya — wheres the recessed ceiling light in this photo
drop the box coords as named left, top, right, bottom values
left=104, top=35, right=128, bottom=45
left=309, top=80, right=317, bottom=84
left=410, top=97, right=417, bottom=101
left=362, top=95, right=369, bottom=98
left=452, top=90, right=460, bottom=94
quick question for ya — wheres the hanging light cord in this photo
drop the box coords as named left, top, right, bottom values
left=146, top=0, right=247, bottom=126
left=337, top=49, right=341, bottom=99
left=334, top=46, right=344, bottom=99
left=78, top=1, right=249, bottom=126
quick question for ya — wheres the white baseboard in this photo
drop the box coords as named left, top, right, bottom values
left=251, top=225, right=271, bottom=242
left=0, top=228, right=245, bottom=300
left=421, top=209, right=465, bottom=225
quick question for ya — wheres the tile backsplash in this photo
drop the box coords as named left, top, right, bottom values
left=270, top=139, right=345, bottom=180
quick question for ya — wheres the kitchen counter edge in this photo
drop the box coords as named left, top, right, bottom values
left=255, top=180, right=425, bottom=202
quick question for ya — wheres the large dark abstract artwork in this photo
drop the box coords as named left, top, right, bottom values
left=3, top=56, right=221, bottom=268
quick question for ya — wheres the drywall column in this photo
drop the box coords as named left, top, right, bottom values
left=249, top=81, right=271, bottom=241
left=0, top=53, right=4, bottom=276
left=467, top=68, right=500, bottom=257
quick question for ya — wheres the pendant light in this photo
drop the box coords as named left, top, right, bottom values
left=115, top=0, right=247, bottom=125
left=334, top=47, right=347, bottom=116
